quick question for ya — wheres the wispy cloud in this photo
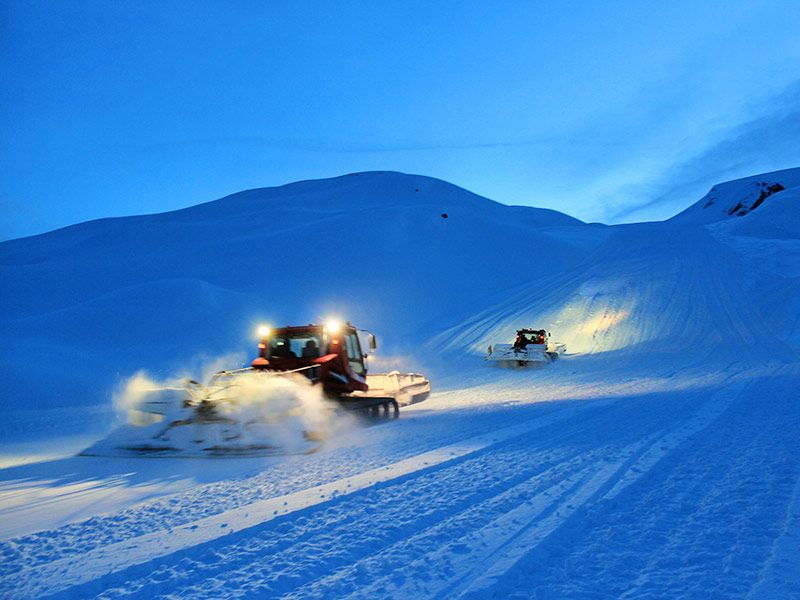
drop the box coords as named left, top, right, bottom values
left=117, top=131, right=590, bottom=155
left=605, top=81, right=800, bottom=223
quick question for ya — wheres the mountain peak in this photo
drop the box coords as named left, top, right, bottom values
left=151, top=170, right=583, bottom=227
left=671, top=167, right=800, bottom=225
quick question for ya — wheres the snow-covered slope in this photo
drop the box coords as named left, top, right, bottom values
left=0, top=172, right=591, bottom=419
left=431, top=168, right=800, bottom=373
left=671, top=166, right=800, bottom=225
left=3, top=168, right=800, bottom=428
left=1, top=168, right=799, bottom=599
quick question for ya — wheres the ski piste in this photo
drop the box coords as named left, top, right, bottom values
left=1, top=168, right=799, bottom=598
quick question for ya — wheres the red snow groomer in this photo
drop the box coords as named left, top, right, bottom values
left=95, top=320, right=431, bottom=458
left=251, top=321, right=430, bottom=417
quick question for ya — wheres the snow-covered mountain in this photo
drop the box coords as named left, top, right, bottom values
left=0, top=172, right=592, bottom=417
left=1, top=169, right=798, bottom=427
left=672, top=166, right=800, bottom=226
left=1, top=168, right=799, bottom=599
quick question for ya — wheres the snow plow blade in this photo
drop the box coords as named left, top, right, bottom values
left=82, top=370, right=329, bottom=458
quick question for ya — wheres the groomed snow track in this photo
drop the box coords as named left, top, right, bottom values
left=2, top=364, right=798, bottom=599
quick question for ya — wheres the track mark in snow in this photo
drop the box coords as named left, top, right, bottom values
left=291, top=448, right=609, bottom=600
left=454, top=459, right=628, bottom=599
left=157, top=404, right=640, bottom=600
left=746, top=466, right=800, bottom=599
left=455, top=386, right=739, bottom=599
left=344, top=462, right=605, bottom=600
left=185, top=393, right=706, bottom=599
left=483, top=372, right=800, bottom=599
left=602, top=382, right=739, bottom=500
left=12, top=406, right=580, bottom=599
left=322, top=384, right=740, bottom=599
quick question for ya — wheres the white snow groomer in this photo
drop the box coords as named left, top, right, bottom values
left=485, top=328, right=566, bottom=367
left=84, top=321, right=430, bottom=457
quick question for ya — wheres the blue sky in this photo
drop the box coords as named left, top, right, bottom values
left=2, top=1, right=799, bottom=239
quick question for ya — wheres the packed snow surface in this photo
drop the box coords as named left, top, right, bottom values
left=1, top=169, right=799, bottom=598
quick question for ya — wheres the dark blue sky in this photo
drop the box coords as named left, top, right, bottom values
left=2, top=1, right=799, bottom=239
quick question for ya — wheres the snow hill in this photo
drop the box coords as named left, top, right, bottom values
left=1, top=169, right=798, bottom=436
left=0, top=172, right=590, bottom=428
left=1, top=168, right=799, bottom=598
left=434, top=168, right=800, bottom=366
